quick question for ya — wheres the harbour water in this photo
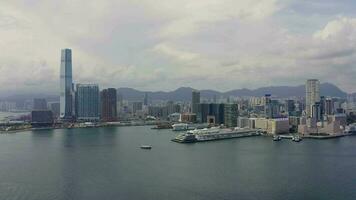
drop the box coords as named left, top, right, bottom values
left=0, top=126, right=355, bottom=200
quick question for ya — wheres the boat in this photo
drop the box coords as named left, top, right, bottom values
left=292, top=136, right=302, bottom=142
left=172, top=123, right=209, bottom=131
left=151, top=123, right=172, bottom=129
left=345, top=124, right=356, bottom=135
left=172, top=123, right=189, bottom=131
left=140, top=145, right=152, bottom=149
left=172, top=127, right=260, bottom=143
left=273, top=135, right=281, bottom=141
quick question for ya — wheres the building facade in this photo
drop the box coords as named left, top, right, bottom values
left=60, top=49, right=74, bottom=119
left=49, top=102, right=60, bottom=118
left=191, top=90, right=200, bottom=115
left=101, top=88, right=117, bottom=122
left=76, top=84, right=100, bottom=121
left=31, top=110, right=54, bottom=128
left=306, top=79, right=320, bottom=118
left=199, top=103, right=225, bottom=125
left=224, top=104, right=238, bottom=127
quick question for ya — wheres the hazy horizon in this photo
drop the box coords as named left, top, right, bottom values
left=0, top=81, right=350, bottom=99
left=1, top=0, right=356, bottom=94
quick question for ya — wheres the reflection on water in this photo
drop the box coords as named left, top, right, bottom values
left=0, top=126, right=355, bottom=200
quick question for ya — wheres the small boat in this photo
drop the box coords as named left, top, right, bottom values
left=293, top=136, right=302, bottom=142
left=273, top=135, right=281, bottom=141
left=140, top=145, right=152, bottom=149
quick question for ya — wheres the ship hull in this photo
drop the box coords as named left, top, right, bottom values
left=172, top=130, right=260, bottom=143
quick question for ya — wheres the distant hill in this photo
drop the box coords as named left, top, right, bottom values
left=224, top=82, right=346, bottom=98
left=117, top=82, right=347, bottom=101
left=0, top=83, right=347, bottom=103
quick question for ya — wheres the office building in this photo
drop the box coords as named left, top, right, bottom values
left=143, top=93, right=148, bottom=106
left=166, top=101, right=181, bottom=115
left=311, top=102, right=322, bottom=121
left=224, top=104, right=238, bottom=127
left=199, top=103, right=224, bottom=125
left=285, top=100, right=295, bottom=115
left=191, top=90, right=200, bottom=114
left=76, top=84, right=100, bottom=121
left=265, top=95, right=280, bottom=119
left=101, top=88, right=117, bottom=122
left=132, top=102, right=143, bottom=114
left=306, top=79, right=320, bottom=118
left=347, top=93, right=356, bottom=110
left=60, top=49, right=74, bottom=119
left=148, top=106, right=168, bottom=119
left=49, top=102, right=60, bottom=118
left=31, top=110, right=54, bottom=128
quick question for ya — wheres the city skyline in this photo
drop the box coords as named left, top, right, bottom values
left=1, top=2, right=356, bottom=200
left=0, top=0, right=356, bottom=95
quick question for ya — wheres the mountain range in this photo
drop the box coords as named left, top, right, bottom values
left=117, top=82, right=348, bottom=101
left=0, top=83, right=350, bottom=104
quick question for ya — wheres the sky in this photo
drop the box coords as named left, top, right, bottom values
left=0, top=0, right=356, bottom=95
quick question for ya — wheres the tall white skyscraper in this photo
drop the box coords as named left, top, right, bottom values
left=306, top=79, right=320, bottom=118
left=60, top=49, right=74, bottom=119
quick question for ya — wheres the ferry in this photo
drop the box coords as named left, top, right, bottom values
left=140, top=145, right=152, bottom=149
left=172, top=123, right=190, bottom=131
left=172, top=123, right=209, bottom=131
left=172, top=127, right=260, bottom=143
left=151, top=123, right=172, bottom=129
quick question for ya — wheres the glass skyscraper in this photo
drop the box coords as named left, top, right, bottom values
left=191, top=90, right=200, bottom=114
left=60, top=49, right=74, bottom=119
left=76, top=84, right=100, bottom=121
left=100, top=88, right=117, bottom=122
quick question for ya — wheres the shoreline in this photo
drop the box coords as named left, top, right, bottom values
left=0, top=123, right=156, bottom=134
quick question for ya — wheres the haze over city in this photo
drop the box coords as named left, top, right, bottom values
left=1, top=1, right=356, bottom=200
left=1, top=0, right=356, bottom=95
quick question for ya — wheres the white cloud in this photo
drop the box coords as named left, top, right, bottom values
left=140, top=0, right=281, bottom=38
left=314, top=17, right=356, bottom=40
left=0, top=0, right=355, bottom=95
left=152, top=43, right=199, bottom=62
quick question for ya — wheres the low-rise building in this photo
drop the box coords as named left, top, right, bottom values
left=237, top=117, right=250, bottom=128
left=267, top=118, right=289, bottom=135
left=31, top=110, right=54, bottom=128
left=298, top=114, right=347, bottom=135
left=181, top=113, right=197, bottom=123
left=253, top=118, right=289, bottom=135
left=169, top=113, right=181, bottom=122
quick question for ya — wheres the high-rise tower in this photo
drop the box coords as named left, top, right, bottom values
left=191, top=90, right=200, bottom=114
left=76, top=84, right=100, bottom=121
left=101, top=88, right=117, bottom=122
left=306, top=79, right=320, bottom=118
left=60, top=49, right=74, bottom=119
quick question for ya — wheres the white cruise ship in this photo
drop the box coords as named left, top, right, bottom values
left=172, top=127, right=260, bottom=143
left=172, top=123, right=209, bottom=131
